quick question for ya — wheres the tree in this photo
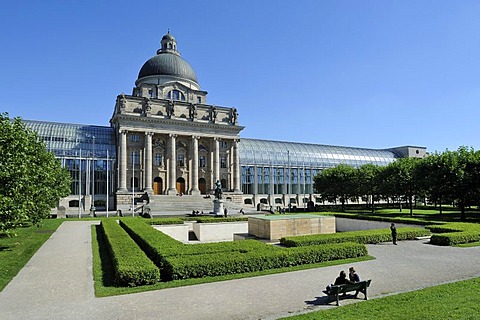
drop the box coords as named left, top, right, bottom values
left=449, top=147, right=480, bottom=221
left=0, top=113, right=71, bottom=232
left=356, top=164, right=381, bottom=213
left=378, top=158, right=419, bottom=216
left=314, top=164, right=356, bottom=211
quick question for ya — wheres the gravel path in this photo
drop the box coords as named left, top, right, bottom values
left=1, top=221, right=479, bottom=320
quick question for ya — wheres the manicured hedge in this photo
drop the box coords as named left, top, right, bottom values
left=147, top=218, right=185, bottom=225
left=280, top=228, right=430, bottom=247
left=183, top=217, right=249, bottom=223
left=119, top=218, right=367, bottom=281
left=165, top=242, right=367, bottom=280
left=333, top=213, right=439, bottom=226
left=120, top=218, right=278, bottom=268
left=101, top=220, right=160, bottom=286
left=426, top=222, right=480, bottom=246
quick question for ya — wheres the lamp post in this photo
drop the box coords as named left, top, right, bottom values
left=87, top=134, right=96, bottom=215
left=287, top=150, right=291, bottom=212
left=106, top=149, right=109, bottom=218
left=132, top=150, right=135, bottom=216
left=78, top=149, right=82, bottom=218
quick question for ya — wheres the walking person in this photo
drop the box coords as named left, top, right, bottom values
left=390, top=223, right=397, bottom=245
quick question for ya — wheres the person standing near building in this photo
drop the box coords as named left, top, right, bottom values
left=390, top=223, right=397, bottom=245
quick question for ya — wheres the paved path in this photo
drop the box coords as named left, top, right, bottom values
left=1, top=221, right=480, bottom=320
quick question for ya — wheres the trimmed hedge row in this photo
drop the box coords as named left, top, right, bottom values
left=165, top=242, right=367, bottom=280
left=147, top=218, right=185, bottom=225
left=280, top=228, right=430, bottom=247
left=120, top=219, right=278, bottom=268
left=184, top=217, right=249, bottom=223
left=426, top=222, right=480, bottom=246
left=333, top=212, right=440, bottom=226
left=119, top=218, right=367, bottom=281
left=101, top=220, right=160, bottom=286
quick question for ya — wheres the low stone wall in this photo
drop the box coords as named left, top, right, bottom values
left=153, top=224, right=190, bottom=243
left=335, top=217, right=424, bottom=232
left=248, top=215, right=336, bottom=240
left=193, top=222, right=248, bottom=242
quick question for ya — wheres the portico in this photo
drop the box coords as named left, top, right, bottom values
left=110, top=32, right=243, bottom=212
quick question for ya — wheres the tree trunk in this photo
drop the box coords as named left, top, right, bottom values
left=371, top=193, right=375, bottom=213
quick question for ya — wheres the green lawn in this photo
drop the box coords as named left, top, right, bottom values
left=280, top=277, right=480, bottom=320
left=0, top=219, right=63, bottom=291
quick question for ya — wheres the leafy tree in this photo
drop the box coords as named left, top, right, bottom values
left=314, top=164, right=356, bottom=211
left=450, top=147, right=480, bottom=220
left=356, top=164, right=381, bottom=213
left=0, top=113, right=71, bottom=233
left=378, top=158, right=419, bottom=216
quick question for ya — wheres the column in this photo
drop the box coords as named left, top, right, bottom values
left=213, top=137, right=220, bottom=185
left=190, top=136, right=200, bottom=195
left=118, top=130, right=128, bottom=192
left=232, top=139, right=241, bottom=193
left=144, top=132, right=153, bottom=192
left=167, top=134, right=177, bottom=195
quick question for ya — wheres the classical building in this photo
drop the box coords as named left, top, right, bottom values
left=23, top=32, right=427, bottom=216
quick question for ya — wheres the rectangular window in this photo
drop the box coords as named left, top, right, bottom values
left=220, top=155, right=227, bottom=168
left=154, top=153, right=162, bottom=166
left=199, top=155, right=206, bottom=168
left=148, top=89, right=153, bottom=98
left=178, top=154, right=185, bottom=167
left=129, top=134, right=140, bottom=142
left=130, top=151, right=139, bottom=165
left=197, top=97, right=201, bottom=104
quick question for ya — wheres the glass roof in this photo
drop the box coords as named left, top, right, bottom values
left=23, top=120, right=116, bottom=159
left=239, top=138, right=398, bottom=168
left=22, top=120, right=398, bottom=168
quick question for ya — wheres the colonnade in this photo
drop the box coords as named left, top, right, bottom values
left=117, top=130, right=241, bottom=195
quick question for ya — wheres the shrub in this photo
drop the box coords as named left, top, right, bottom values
left=101, top=220, right=160, bottom=286
left=120, top=218, right=367, bottom=281
left=147, top=218, right=185, bottom=225
left=184, top=217, right=249, bottom=223
left=280, top=228, right=430, bottom=247
left=426, top=222, right=480, bottom=246
left=165, top=242, right=367, bottom=280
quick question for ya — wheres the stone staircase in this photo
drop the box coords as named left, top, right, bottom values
left=147, top=195, right=244, bottom=215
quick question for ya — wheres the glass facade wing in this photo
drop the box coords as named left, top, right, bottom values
left=23, top=120, right=116, bottom=159
left=239, top=138, right=398, bottom=169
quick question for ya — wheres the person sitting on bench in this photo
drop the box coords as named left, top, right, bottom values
left=325, top=270, right=354, bottom=293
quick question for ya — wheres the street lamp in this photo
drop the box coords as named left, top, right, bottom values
left=87, top=134, right=96, bottom=215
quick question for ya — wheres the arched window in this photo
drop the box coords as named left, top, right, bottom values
left=167, top=90, right=186, bottom=101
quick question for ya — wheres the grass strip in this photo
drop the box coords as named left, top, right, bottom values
left=280, top=277, right=480, bottom=320
left=0, top=219, right=63, bottom=291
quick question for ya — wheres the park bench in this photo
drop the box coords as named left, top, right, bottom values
left=326, top=279, right=371, bottom=306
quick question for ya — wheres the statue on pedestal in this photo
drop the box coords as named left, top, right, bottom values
left=214, top=180, right=223, bottom=200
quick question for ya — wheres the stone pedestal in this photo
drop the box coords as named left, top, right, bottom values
left=213, top=199, right=225, bottom=216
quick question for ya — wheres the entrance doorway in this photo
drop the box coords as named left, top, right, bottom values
left=199, top=178, right=206, bottom=194
left=153, top=177, right=163, bottom=195
left=176, top=177, right=186, bottom=195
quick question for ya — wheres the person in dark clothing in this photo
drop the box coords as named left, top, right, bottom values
left=324, top=270, right=353, bottom=294
left=349, top=267, right=361, bottom=298
left=334, top=270, right=353, bottom=285
left=390, top=223, right=397, bottom=245
left=349, top=267, right=360, bottom=283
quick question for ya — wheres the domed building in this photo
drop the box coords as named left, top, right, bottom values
left=23, top=32, right=426, bottom=216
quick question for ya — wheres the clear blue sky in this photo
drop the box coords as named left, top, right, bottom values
left=1, top=0, right=479, bottom=153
